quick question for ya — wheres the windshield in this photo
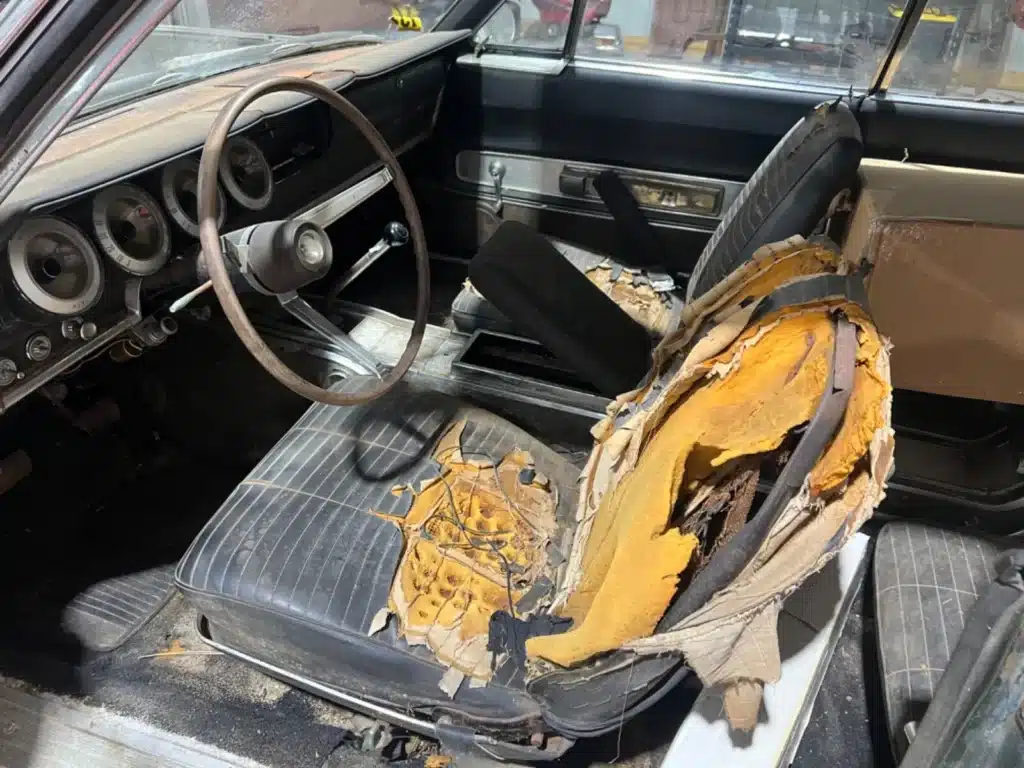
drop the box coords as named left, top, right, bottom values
left=81, top=0, right=460, bottom=117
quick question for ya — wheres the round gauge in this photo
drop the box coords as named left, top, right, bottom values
left=92, top=183, right=171, bottom=276
left=218, top=136, right=273, bottom=211
left=161, top=157, right=227, bottom=237
left=25, top=333, right=52, bottom=362
left=7, top=216, right=104, bottom=316
left=0, top=358, right=18, bottom=387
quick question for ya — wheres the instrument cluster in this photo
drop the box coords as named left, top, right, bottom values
left=0, top=129, right=286, bottom=406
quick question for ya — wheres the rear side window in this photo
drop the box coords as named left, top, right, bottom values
left=887, top=3, right=1024, bottom=104
left=478, top=0, right=1024, bottom=107
left=571, top=0, right=902, bottom=89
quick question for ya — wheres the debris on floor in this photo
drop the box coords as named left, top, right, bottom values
left=526, top=237, right=894, bottom=729
left=378, top=420, right=559, bottom=682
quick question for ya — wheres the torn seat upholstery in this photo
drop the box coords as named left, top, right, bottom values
left=177, top=236, right=893, bottom=751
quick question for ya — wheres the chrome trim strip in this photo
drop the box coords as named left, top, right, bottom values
left=0, top=278, right=142, bottom=412
left=296, top=166, right=392, bottom=229
left=322, top=299, right=609, bottom=420
left=195, top=617, right=441, bottom=738
left=867, top=91, right=1024, bottom=114
left=445, top=185, right=718, bottom=234
left=456, top=52, right=567, bottom=75
left=455, top=150, right=739, bottom=227
left=571, top=58, right=852, bottom=97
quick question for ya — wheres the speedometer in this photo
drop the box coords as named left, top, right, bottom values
left=219, top=136, right=273, bottom=211
left=92, top=183, right=171, bottom=276
left=161, top=157, right=227, bottom=237
left=7, top=216, right=104, bottom=316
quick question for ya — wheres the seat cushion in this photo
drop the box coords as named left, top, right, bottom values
left=175, top=377, right=579, bottom=726
left=874, top=521, right=1002, bottom=759
left=452, top=237, right=683, bottom=337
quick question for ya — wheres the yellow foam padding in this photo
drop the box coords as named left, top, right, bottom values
left=527, top=310, right=838, bottom=667
left=381, top=422, right=557, bottom=676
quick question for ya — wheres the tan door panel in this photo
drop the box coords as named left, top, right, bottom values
left=845, top=160, right=1024, bottom=405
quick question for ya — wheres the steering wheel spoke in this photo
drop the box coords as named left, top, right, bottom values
left=297, top=167, right=394, bottom=230
left=278, top=291, right=381, bottom=379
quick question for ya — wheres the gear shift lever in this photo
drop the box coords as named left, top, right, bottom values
left=327, top=221, right=410, bottom=302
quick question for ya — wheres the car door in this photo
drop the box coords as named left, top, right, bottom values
left=423, top=0, right=1024, bottom=279
left=422, top=0, right=874, bottom=270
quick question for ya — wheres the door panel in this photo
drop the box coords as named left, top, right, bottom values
left=439, top=58, right=836, bottom=179
left=425, top=55, right=840, bottom=264
left=845, top=159, right=1024, bottom=406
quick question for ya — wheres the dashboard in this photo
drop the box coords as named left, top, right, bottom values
left=0, top=31, right=467, bottom=412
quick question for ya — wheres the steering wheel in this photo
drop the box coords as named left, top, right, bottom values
left=197, top=76, right=429, bottom=405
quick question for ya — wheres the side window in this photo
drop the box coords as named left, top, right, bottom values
left=887, top=4, right=1024, bottom=103
left=475, top=0, right=569, bottom=51
left=571, top=0, right=910, bottom=89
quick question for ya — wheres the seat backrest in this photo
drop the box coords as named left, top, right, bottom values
left=686, top=99, right=862, bottom=301
left=469, top=221, right=653, bottom=397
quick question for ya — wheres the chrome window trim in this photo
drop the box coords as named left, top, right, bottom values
left=874, top=91, right=1024, bottom=115
left=572, top=58, right=856, bottom=97
left=456, top=51, right=567, bottom=75
left=0, top=0, right=49, bottom=60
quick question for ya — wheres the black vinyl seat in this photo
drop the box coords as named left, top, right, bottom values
left=175, top=377, right=581, bottom=757
left=176, top=375, right=698, bottom=758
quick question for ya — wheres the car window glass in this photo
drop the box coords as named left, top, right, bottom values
left=569, top=0, right=911, bottom=90
left=479, top=0, right=572, bottom=51
left=888, top=3, right=1024, bottom=103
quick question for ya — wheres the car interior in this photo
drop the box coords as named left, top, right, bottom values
left=1, top=0, right=1023, bottom=766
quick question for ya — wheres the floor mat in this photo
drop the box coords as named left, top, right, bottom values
left=62, top=565, right=176, bottom=652
left=873, top=521, right=1001, bottom=759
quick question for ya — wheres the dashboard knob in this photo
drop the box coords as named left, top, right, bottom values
left=0, top=358, right=17, bottom=387
left=62, top=318, right=99, bottom=341
left=25, top=333, right=52, bottom=363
